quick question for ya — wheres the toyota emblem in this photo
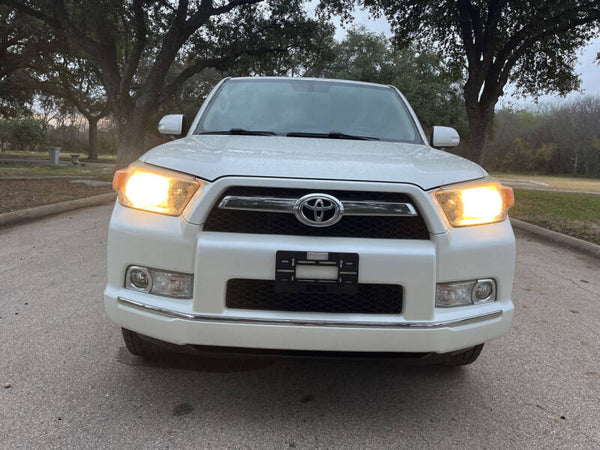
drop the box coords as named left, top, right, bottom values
left=294, top=193, right=343, bottom=227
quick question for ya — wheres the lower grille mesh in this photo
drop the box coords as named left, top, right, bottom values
left=226, top=279, right=403, bottom=314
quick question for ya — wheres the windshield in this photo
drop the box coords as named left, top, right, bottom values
left=195, top=78, right=423, bottom=143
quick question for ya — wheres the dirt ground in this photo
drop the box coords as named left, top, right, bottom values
left=0, top=179, right=113, bottom=214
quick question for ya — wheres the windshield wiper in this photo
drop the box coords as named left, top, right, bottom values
left=200, top=128, right=277, bottom=136
left=286, top=131, right=380, bottom=141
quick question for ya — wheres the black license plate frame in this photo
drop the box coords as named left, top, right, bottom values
left=275, top=251, right=359, bottom=294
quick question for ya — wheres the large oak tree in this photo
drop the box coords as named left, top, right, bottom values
left=313, top=26, right=468, bottom=138
left=320, top=0, right=600, bottom=164
left=8, top=0, right=333, bottom=168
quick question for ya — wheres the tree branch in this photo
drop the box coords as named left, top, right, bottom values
left=49, top=0, right=104, bottom=55
left=143, top=0, right=192, bottom=99
left=495, top=4, right=600, bottom=74
left=456, top=0, right=480, bottom=76
left=481, top=13, right=598, bottom=108
left=120, top=0, right=148, bottom=97
left=480, top=0, right=508, bottom=73
left=160, top=45, right=288, bottom=103
left=211, top=0, right=262, bottom=16
left=4, top=0, right=62, bottom=30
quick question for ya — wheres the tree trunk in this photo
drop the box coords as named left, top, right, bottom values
left=464, top=100, right=496, bottom=166
left=115, top=110, right=150, bottom=169
left=88, top=116, right=99, bottom=161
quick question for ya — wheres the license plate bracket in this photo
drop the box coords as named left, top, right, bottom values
left=275, top=251, right=359, bottom=294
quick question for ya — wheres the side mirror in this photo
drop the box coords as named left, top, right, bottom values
left=158, top=114, right=185, bottom=136
left=431, top=126, right=460, bottom=148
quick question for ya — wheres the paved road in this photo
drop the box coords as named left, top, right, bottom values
left=1, top=204, right=599, bottom=449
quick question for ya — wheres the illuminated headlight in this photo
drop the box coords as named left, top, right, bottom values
left=125, top=266, right=193, bottom=299
left=436, top=279, right=496, bottom=307
left=113, top=162, right=204, bottom=216
left=435, top=181, right=514, bottom=227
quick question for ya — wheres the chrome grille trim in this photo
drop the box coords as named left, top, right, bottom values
left=218, top=196, right=296, bottom=213
left=219, top=195, right=418, bottom=217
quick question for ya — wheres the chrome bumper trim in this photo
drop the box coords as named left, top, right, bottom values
left=218, top=196, right=418, bottom=217
left=117, top=297, right=502, bottom=329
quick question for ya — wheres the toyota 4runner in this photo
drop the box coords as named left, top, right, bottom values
left=105, top=77, right=515, bottom=366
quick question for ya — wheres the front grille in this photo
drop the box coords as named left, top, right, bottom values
left=226, top=279, right=403, bottom=314
left=204, top=187, right=430, bottom=239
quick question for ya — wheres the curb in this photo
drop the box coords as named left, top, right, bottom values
left=511, top=218, right=600, bottom=259
left=0, top=192, right=116, bottom=228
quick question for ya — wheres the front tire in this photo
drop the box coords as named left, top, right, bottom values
left=443, top=344, right=484, bottom=366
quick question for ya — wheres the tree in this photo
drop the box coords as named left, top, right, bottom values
left=315, top=27, right=467, bottom=138
left=8, top=0, right=334, bottom=168
left=28, top=54, right=109, bottom=160
left=0, top=6, right=43, bottom=116
left=320, top=0, right=600, bottom=164
left=2, top=5, right=111, bottom=156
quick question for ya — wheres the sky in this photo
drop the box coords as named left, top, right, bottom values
left=318, top=4, right=600, bottom=109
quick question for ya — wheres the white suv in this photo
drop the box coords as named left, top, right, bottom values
left=106, top=77, right=515, bottom=366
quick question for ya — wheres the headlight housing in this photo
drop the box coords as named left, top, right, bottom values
left=434, top=181, right=514, bottom=227
left=112, top=162, right=203, bottom=216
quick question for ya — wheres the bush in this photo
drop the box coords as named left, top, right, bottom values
left=0, top=117, right=48, bottom=151
left=487, top=98, right=600, bottom=177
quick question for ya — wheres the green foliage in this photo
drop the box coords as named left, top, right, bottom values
left=486, top=97, right=600, bottom=177
left=316, top=27, right=390, bottom=81
left=0, top=6, right=41, bottom=117
left=497, top=138, right=557, bottom=172
left=0, top=117, right=47, bottom=151
left=199, top=0, right=336, bottom=77
left=314, top=27, right=468, bottom=138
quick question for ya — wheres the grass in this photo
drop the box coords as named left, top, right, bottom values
left=511, top=190, right=600, bottom=245
left=0, top=164, right=113, bottom=180
left=0, top=150, right=117, bottom=161
left=492, top=172, right=600, bottom=192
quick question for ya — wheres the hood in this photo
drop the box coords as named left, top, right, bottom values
left=141, top=135, right=486, bottom=190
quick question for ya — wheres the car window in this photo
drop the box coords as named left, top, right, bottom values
left=196, top=79, right=422, bottom=143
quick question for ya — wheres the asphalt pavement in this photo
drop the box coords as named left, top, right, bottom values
left=1, top=204, right=599, bottom=449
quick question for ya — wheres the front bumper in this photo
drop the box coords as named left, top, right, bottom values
left=104, top=176, right=515, bottom=354
left=108, top=296, right=511, bottom=353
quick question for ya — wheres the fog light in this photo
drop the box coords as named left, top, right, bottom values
left=125, top=266, right=193, bottom=298
left=126, top=266, right=152, bottom=292
left=436, top=279, right=496, bottom=307
left=472, top=279, right=496, bottom=304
